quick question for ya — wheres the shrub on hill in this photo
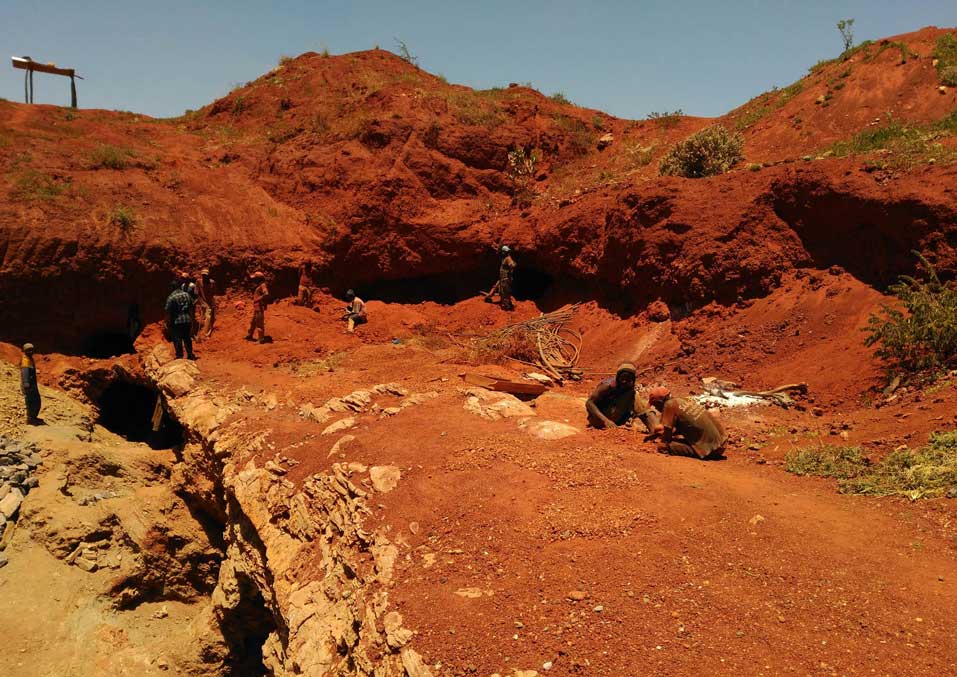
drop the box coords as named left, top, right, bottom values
left=659, top=125, right=743, bottom=178
left=864, top=253, right=957, bottom=379
left=934, top=33, right=957, bottom=86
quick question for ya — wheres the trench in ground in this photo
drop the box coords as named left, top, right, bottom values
left=96, top=380, right=185, bottom=449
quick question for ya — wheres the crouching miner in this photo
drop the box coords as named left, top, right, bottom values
left=586, top=363, right=659, bottom=432
left=648, top=386, right=728, bottom=460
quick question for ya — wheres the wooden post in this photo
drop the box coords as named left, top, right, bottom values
left=11, top=56, right=82, bottom=108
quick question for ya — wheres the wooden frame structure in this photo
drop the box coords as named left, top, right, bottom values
left=12, top=56, right=83, bottom=108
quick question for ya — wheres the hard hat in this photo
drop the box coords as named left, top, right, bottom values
left=346, top=289, right=356, bottom=298
left=200, top=268, right=210, bottom=276
left=250, top=271, right=265, bottom=280
left=22, top=343, right=35, bottom=353
left=501, top=245, right=511, bottom=253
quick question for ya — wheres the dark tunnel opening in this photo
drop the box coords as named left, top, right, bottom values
left=96, top=380, right=184, bottom=449
left=353, top=266, right=556, bottom=306
left=81, top=331, right=136, bottom=359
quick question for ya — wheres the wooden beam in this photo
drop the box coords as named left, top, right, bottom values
left=11, top=57, right=82, bottom=79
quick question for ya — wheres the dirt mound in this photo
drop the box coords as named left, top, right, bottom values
left=725, top=26, right=957, bottom=161
left=1, top=30, right=956, bottom=357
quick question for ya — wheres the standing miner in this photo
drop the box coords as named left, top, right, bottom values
left=585, top=362, right=659, bottom=431
left=294, top=262, right=314, bottom=307
left=648, top=386, right=728, bottom=460
left=165, top=281, right=196, bottom=360
left=197, top=268, right=217, bottom=338
left=20, top=343, right=42, bottom=425
left=245, top=271, right=269, bottom=343
left=484, top=245, right=517, bottom=311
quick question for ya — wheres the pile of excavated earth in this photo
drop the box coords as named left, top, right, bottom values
left=1, top=25, right=957, bottom=677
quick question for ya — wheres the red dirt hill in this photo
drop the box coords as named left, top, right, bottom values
left=1, top=29, right=956, bottom=355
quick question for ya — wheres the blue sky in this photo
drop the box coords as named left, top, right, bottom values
left=2, top=1, right=956, bottom=119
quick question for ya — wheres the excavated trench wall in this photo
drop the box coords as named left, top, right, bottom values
left=142, top=347, right=433, bottom=676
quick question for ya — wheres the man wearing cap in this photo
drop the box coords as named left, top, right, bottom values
left=21, top=343, right=42, bottom=424
left=197, top=268, right=217, bottom=338
left=648, top=387, right=728, bottom=460
left=245, top=272, right=269, bottom=343
left=343, top=289, right=367, bottom=333
left=586, top=363, right=659, bottom=431
left=484, top=245, right=517, bottom=311
left=165, top=281, right=196, bottom=360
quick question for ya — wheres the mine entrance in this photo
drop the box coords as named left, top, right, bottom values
left=513, top=267, right=554, bottom=301
left=81, top=330, right=136, bottom=359
left=96, top=381, right=184, bottom=449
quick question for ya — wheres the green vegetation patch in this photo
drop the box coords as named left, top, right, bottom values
left=10, top=169, right=65, bottom=201
left=554, top=114, right=594, bottom=156
left=110, top=204, right=137, bottom=231
left=659, top=125, right=743, bottom=178
left=734, top=103, right=771, bottom=131
left=786, top=445, right=869, bottom=479
left=787, top=432, right=957, bottom=500
left=865, top=253, right=957, bottom=378
left=647, top=110, right=684, bottom=129
left=933, top=33, right=957, bottom=86
left=90, top=144, right=136, bottom=170
left=828, top=111, right=957, bottom=164
left=549, top=91, right=571, bottom=105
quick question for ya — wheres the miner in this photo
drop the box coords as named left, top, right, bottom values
left=648, top=386, right=728, bottom=460
left=294, top=262, right=314, bottom=307
left=343, top=289, right=367, bottom=333
left=245, top=271, right=269, bottom=343
left=165, top=281, right=196, bottom=360
left=197, top=268, right=217, bottom=338
left=585, top=362, right=659, bottom=431
left=484, top=245, right=517, bottom=311
left=20, top=343, right=42, bottom=424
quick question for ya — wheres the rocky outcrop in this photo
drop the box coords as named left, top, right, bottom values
left=145, top=345, right=434, bottom=675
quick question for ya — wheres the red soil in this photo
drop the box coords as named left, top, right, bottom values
left=2, top=25, right=957, bottom=675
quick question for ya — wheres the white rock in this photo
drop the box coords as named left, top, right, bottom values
left=400, top=648, right=434, bottom=677
left=521, top=420, right=580, bottom=440
left=373, top=383, right=409, bottom=396
left=321, top=417, right=357, bottom=436
left=298, top=403, right=332, bottom=424
left=383, top=611, right=414, bottom=649
left=328, top=435, right=356, bottom=456
left=0, top=487, right=23, bottom=519
left=369, top=465, right=401, bottom=492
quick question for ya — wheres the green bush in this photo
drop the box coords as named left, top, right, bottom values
left=111, top=204, right=137, bottom=231
left=864, top=253, right=957, bottom=377
left=659, top=125, right=744, bottom=178
left=934, top=33, right=957, bottom=86
left=90, top=144, right=135, bottom=169
left=647, top=109, right=684, bottom=129
left=549, top=92, right=571, bottom=105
